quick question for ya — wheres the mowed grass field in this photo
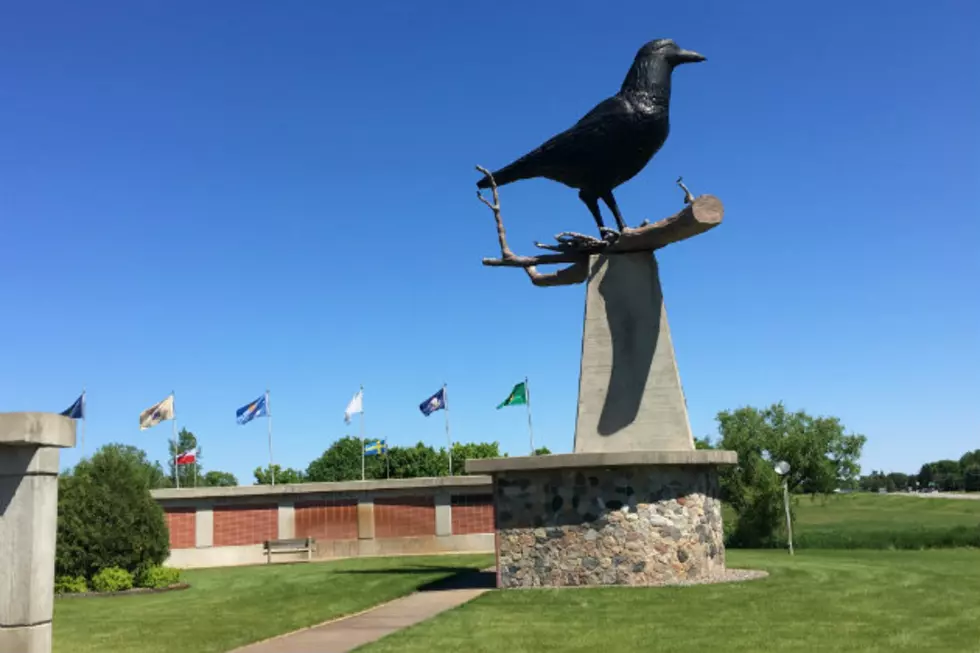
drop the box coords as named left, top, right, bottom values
left=52, top=494, right=980, bottom=653
left=776, top=492, right=980, bottom=548
left=362, top=549, right=980, bottom=653
left=52, top=554, right=493, bottom=653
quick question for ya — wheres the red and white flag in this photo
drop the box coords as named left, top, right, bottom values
left=176, top=448, right=197, bottom=465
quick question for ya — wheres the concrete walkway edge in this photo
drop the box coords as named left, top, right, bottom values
left=227, top=586, right=489, bottom=653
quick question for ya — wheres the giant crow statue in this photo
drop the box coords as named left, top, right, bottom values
left=476, top=39, right=705, bottom=240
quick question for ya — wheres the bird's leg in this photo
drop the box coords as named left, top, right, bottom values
left=676, top=176, right=695, bottom=204
left=600, top=192, right=628, bottom=232
left=579, top=190, right=619, bottom=242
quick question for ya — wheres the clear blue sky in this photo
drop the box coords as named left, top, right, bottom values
left=2, top=0, right=977, bottom=483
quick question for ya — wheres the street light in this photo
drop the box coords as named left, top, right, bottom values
left=774, top=460, right=794, bottom=555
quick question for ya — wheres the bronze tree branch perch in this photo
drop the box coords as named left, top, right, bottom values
left=475, top=166, right=724, bottom=287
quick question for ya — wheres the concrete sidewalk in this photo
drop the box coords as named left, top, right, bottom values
left=228, top=584, right=490, bottom=653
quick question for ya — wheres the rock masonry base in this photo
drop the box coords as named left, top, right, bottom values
left=494, top=464, right=726, bottom=588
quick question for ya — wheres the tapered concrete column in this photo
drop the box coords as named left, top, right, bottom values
left=0, top=413, right=76, bottom=653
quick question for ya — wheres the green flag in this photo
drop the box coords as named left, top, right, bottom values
left=497, top=381, right=527, bottom=409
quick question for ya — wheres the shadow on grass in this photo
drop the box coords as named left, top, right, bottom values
left=333, top=566, right=497, bottom=592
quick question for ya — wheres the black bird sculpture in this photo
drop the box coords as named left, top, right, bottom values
left=477, top=39, right=705, bottom=240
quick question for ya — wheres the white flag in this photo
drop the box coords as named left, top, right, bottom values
left=139, top=394, right=175, bottom=430
left=344, top=389, right=363, bottom=424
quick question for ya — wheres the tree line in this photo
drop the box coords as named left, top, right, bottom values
left=136, top=428, right=548, bottom=488
left=859, top=450, right=980, bottom=493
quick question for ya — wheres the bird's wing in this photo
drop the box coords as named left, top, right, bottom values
left=513, top=96, right=632, bottom=168
left=483, top=95, right=634, bottom=188
left=572, top=95, right=631, bottom=127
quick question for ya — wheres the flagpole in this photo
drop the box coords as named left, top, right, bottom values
left=360, top=385, right=365, bottom=481
left=172, top=390, right=179, bottom=489
left=81, top=388, right=86, bottom=457
left=444, top=383, right=453, bottom=476
left=267, top=389, right=275, bottom=486
left=525, top=376, right=535, bottom=455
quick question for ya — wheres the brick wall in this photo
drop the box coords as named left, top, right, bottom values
left=375, top=496, right=435, bottom=538
left=213, top=504, right=277, bottom=546
left=451, top=494, right=495, bottom=534
left=295, top=499, right=358, bottom=540
left=165, top=507, right=196, bottom=549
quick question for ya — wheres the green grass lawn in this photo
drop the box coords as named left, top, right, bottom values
left=362, top=549, right=980, bottom=653
left=794, top=493, right=980, bottom=532
left=724, top=492, right=980, bottom=548
left=53, top=554, right=493, bottom=653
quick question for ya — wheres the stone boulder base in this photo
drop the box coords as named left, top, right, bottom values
left=494, top=464, right=724, bottom=588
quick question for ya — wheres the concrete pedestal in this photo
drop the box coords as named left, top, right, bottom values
left=0, top=413, right=76, bottom=653
left=574, top=252, right=694, bottom=453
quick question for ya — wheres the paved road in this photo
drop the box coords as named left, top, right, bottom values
left=892, top=492, right=980, bottom=500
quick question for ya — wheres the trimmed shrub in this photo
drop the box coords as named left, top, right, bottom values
left=91, top=567, right=134, bottom=593
left=54, top=575, right=88, bottom=594
left=136, top=566, right=182, bottom=589
left=57, top=444, right=170, bottom=581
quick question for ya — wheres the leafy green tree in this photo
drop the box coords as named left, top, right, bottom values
left=886, top=472, right=910, bottom=492
left=964, top=464, right=980, bottom=492
left=451, top=441, right=504, bottom=474
left=694, top=436, right=716, bottom=450
left=57, top=444, right=169, bottom=580
left=253, top=464, right=307, bottom=485
left=715, top=403, right=866, bottom=547
left=306, top=436, right=384, bottom=482
left=167, top=428, right=202, bottom=487
left=920, top=460, right=962, bottom=491
left=387, top=442, right=449, bottom=478
left=203, top=471, right=238, bottom=487
left=532, top=446, right=552, bottom=456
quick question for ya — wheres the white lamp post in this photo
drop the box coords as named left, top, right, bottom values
left=774, top=460, right=794, bottom=555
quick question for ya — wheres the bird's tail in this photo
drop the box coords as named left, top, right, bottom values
left=476, top=161, right=533, bottom=190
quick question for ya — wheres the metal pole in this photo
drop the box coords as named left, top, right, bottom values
left=783, top=478, right=794, bottom=555
left=360, top=385, right=365, bottom=481
left=81, top=388, right=86, bottom=456
left=525, top=376, right=534, bottom=455
left=172, top=390, right=179, bottom=489
left=267, top=389, right=275, bottom=486
left=444, top=383, right=452, bottom=476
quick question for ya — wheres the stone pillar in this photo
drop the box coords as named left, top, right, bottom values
left=574, top=253, right=694, bottom=452
left=0, top=413, right=76, bottom=653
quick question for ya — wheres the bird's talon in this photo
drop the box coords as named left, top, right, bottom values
left=599, top=228, right=620, bottom=243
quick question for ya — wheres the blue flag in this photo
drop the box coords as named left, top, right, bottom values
left=364, top=439, right=387, bottom=456
left=419, top=387, right=447, bottom=416
left=60, top=393, right=84, bottom=419
left=236, top=393, right=268, bottom=425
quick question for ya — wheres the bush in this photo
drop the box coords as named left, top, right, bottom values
left=136, top=566, right=182, bottom=589
left=54, top=575, right=88, bottom=594
left=91, top=567, right=134, bottom=593
left=57, top=444, right=170, bottom=581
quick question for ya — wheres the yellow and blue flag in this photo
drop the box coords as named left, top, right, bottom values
left=364, top=439, right=387, bottom=456
left=236, top=393, right=268, bottom=425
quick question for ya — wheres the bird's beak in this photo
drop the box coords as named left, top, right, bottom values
left=675, top=49, right=706, bottom=64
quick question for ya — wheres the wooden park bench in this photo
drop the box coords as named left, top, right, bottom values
left=263, top=537, right=315, bottom=564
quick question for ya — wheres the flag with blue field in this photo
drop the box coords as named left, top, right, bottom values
left=236, top=393, right=268, bottom=425
left=419, top=387, right=446, bottom=416
left=364, top=439, right=387, bottom=456
left=60, top=393, right=85, bottom=419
